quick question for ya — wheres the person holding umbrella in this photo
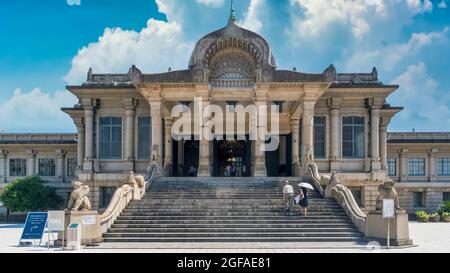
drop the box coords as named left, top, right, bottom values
left=297, top=183, right=314, bottom=216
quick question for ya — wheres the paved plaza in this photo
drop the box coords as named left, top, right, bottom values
left=0, top=222, right=448, bottom=253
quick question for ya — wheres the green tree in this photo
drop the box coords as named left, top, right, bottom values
left=0, top=176, right=62, bottom=212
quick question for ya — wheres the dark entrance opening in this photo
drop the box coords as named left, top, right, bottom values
left=265, top=134, right=293, bottom=177
left=213, top=138, right=251, bottom=177
left=184, top=140, right=199, bottom=176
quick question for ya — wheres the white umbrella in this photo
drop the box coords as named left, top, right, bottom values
left=298, top=183, right=314, bottom=190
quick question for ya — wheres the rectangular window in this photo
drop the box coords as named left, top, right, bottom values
left=9, top=159, right=26, bottom=177
left=408, top=158, right=425, bottom=176
left=99, top=117, right=122, bottom=159
left=313, top=116, right=326, bottom=159
left=67, top=158, right=77, bottom=177
left=437, top=158, right=450, bottom=176
left=38, top=158, right=55, bottom=177
left=100, top=187, right=116, bottom=209
left=138, top=117, right=152, bottom=160
left=387, top=158, right=397, bottom=176
left=443, top=192, right=450, bottom=202
left=342, top=116, right=365, bottom=158
left=413, top=192, right=425, bottom=208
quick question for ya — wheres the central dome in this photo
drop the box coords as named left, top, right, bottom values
left=189, top=20, right=277, bottom=86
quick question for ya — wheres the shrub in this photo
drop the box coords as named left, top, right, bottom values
left=438, top=201, right=450, bottom=215
left=429, top=213, right=440, bottom=222
left=415, top=211, right=430, bottom=222
left=0, top=176, right=63, bottom=213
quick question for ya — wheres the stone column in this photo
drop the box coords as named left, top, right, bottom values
left=290, top=119, right=301, bottom=176
left=26, top=150, right=37, bottom=176
left=56, top=149, right=66, bottom=182
left=301, top=101, right=315, bottom=171
left=150, top=101, right=164, bottom=174
left=254, top=100, right=267, bottom=177
left=428, top=148, right=438, bottom=182
left=123, top=98, right=137, bottom=172
left=379, top=125, right=388, bottom=170
left=83, top=105, right=94, bottom=173
left=164, top=117, right=174, bottom=176
left=75, top=120, right=85, bottom=173
left=198, top=98, right=211, bottom=177
left=328, top=98, right=342, bottom=171
left=371, top=108, right=381, bottom=171
left=0, top=150, right=7, bottom=182
left=399, top=149, right=408, bottom=182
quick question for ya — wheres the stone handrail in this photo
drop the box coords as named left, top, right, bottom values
left=307, top=163, right=325, bottom=197
left=331, top=184, right=367, bottom=233
left=99, top=164, right=157, bottom=234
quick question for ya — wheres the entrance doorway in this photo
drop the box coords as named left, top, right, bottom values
left=213, top=138, right=251, bottom=177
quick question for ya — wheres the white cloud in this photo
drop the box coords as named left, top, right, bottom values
left=0, top=88, right=77, bottom=133
left=439, top=0, right=448, bottom=8
left=66, top=0, right=81, bottom=6
left=196, top=0, right=225, bottom=7
left=64, top=18, right=194, bottom=84
left=389, top=62, right=450, bottom=131
left=240, top=0, right=265, bottom=33
left=288, top=0, right=433, bottom=40
left=342, top=27, right=449, bottom=71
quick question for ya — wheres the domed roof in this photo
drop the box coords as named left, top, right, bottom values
left=188, top=21, right=276, bottom=69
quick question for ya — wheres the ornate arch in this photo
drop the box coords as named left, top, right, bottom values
left=204, top=38, right=261, bottom=87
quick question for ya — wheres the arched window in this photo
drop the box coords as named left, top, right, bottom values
left=209, top=53, right=256, bottom=87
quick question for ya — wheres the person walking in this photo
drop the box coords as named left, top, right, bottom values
left=283, top=181, right=295, bottom=213
left=298, top=183, right=311, bottom=217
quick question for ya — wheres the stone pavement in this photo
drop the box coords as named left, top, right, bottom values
left=0, top=222, right=448, bottom=253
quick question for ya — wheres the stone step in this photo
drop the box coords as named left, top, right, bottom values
left=116, top=215, right=350, bottom=221
left=110, top=223, right=355, bottom=228
left=118, top=211, right=347, bottom=218
left=123, top=209, right=344, bottom=213
left=103, top=231, right=362, bottom=238
left=102, top=237, right=363, bottom=243
left=112, top=219, right=354, bottom=225
left=107, top=227, right=358, bottom=233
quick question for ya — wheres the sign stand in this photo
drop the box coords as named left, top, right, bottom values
left=382, top=199, right=395, bottom=249
left=47, top=211, right=65, bottom=250
left=18, top=212, right=48, bottom=247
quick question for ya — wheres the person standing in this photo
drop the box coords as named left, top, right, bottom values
left=283, top=181, right=295, bottom=213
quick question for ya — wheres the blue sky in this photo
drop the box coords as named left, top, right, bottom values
left=0, top=0, right=449, bottom=133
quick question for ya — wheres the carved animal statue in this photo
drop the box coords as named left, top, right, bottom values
left=135, top=175, right=146, bottom=188
left=375, top=180, right=401, bottom=210
left=307, top=163, right=331, bottom=186
left=67, top=181, right=92, bottom=211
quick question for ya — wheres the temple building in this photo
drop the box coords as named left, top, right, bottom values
left=0, top=9, right=449, bottom=215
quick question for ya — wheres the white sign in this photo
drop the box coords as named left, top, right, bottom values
left=383, top=199, right=396, bottom=219
left=81, top=215, right=97, bottom=225
left=47, top=211, right=65, bottom=231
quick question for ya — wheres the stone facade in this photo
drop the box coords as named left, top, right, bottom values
left=388, top=132, right=450, bottom=213
left=0, top=19, right=448, bottom=216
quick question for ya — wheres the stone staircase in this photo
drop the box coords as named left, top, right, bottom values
left=102, top=177, right=365, bottom=243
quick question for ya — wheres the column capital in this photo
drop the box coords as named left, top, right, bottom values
left=26, top=149, right=37, bottom=156
left=367, top=97, right=385, bottom=109
left=399, top=148, right=409, bottom=155
left=428, top=148, right=439, bottom=156
left=302, top=100, right=316, bottom=113
left=73, top=117, right=85, bottom=128
left=290, top=119, right=300, bottom=127
left=81, top=98, right=97, bottom=109
left=0, top=149, right=7, bottom=156
left=164, top=117, right=174, bottom=126
left=122, top=98, right=138, bottom=111
left=327, top=97, right=343, bottom=110
left=56, top=149, right=67, bottom=157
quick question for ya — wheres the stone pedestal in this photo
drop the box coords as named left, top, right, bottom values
left=56, top=211, right=102, bottom=246
left=365, top=210, right=412, bottom=246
